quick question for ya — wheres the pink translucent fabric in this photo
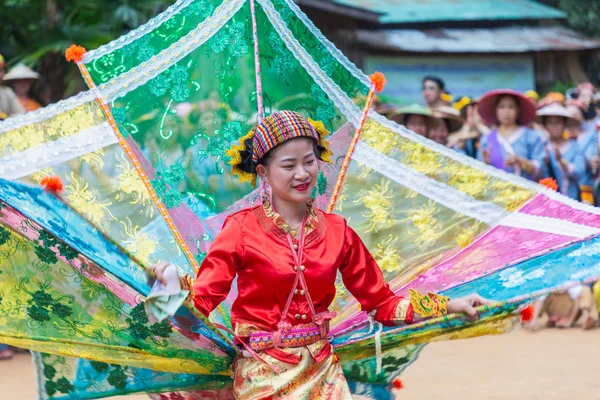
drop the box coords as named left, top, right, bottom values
left=519, top=193, right=600, bottom=228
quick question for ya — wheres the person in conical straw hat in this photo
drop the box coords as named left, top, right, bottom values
left=3, top=63, right=41, bottom=112
left=0, top=54, right=25, bottom=116
left=537, top=103, right=585, bottom=200
left=476, top=89, right=545, bottom=181
left=149, top=110, right=491, bottom=399
left=387, top=103, right=434, bottom=138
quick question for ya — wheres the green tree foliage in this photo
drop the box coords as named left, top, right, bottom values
left=537, top=0, right=600, bottom=37
left=0, top=0, right=174, bottom=102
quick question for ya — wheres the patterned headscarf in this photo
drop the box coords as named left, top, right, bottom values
left=226, top=110, right=332, bottom=186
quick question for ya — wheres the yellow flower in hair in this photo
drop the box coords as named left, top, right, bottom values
left=441, top=92, right=453, bottom=103
left=308, top=118, right=333, bottom=163
left=226, top=129, right=257, bottom=187
left=453, top=96, right=471, bottom=112
left=308, top=118, right=328, bottom=136
left=524, top=90, right=539, bottom=101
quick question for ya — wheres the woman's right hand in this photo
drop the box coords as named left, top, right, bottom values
left=147, top=261, right=171, bottom=285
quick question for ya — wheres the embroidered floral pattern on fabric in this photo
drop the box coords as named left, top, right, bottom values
left=0, top=102, right=104, bottom=158
left=354, top=178, right=396, bottom=233
left=98, top=0, right=246, bottom=102
left=65, top=172, right=117, bottom=231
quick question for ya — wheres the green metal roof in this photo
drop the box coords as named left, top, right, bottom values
left=331, top=0, right=566, bottom=24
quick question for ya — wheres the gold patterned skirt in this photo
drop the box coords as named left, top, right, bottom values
left=233, top=340, right=352, bottom=400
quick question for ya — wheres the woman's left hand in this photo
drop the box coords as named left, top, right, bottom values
left=147, top=260, right=171, bottom=285
left=448, top=294, right=495, bottom=321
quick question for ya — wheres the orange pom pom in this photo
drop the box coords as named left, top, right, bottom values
left=392, top=378, right=404, bottom=390
left=539, top=177, right=558, bottom=191
left=40, top=176, right=64, bottom=194
left=369, top=72, right=386, bottom=93
left=520, top=304, right=535, bottom=323
left=65, top=45, right=86, bottom=63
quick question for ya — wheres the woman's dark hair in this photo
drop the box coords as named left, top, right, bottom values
left=422, top=76, right=445, bottom=91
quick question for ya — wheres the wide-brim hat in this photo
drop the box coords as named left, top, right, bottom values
left=536, top=103, right=580, bottom=127
left=4, top=63, right=40, bottom=81
left=387, top=103, right=434, bottom=124
left=477, top=89, right=536, bottom=126
left=431, top=105, right=464, bottom=132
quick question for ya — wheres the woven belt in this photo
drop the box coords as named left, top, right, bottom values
left=248, top=323, right=324, bottom=351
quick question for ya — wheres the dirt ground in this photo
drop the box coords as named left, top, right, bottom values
left=1, top=328, right=599, bottom=399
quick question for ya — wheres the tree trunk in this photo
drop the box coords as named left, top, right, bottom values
left=39, top=53, right=66, bottom=104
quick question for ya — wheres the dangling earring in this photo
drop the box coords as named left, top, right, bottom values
left=259, top=177, right=273, bottom=205
left=259, top=178, right=267, bottom=200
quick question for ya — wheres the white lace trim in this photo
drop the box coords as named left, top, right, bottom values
left=500, top=213, right=599, bottom=239
left=0, top=122, right=118, bottom=179
left=82, top=0, right=196, bottom=63
left=0, top=91, right=95, bottom=134
left=354, top=142, right=508, bottom=225
left=258, top=0, right=362, bottom=127
left=99, top=0, right=245, bottom=102
left=369, top=112, right=600, bottom=216
left=279, top=0, right=371, bottom=88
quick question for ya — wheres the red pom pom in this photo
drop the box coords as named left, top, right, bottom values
left=65, top=45, right=86, bottom=63
left=40, top=176, right=64, bottom=194
left=539, top=178, right=558, bottom=191
left=392, top=378, right=404, bottom=390
left=369, top=72, right=386, bottom=93
left=520, top=304, right=535, bottom=323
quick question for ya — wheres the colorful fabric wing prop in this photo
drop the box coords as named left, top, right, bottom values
left=1, top=0, right=600, bottom=398
left=0, top=179, right=235, bottom=371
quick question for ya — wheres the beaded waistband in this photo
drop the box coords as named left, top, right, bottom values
left=248, top=323, right=324, bottom=351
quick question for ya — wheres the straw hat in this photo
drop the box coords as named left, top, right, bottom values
left=3, top=64, right=40, bottom=81
left=536, top=103, right=580, bottom=127
left=431, top=105, right=464, bottom=132
left=387, top=103, right=434, bottom=124
left=478, top=89, right=536, bottom=126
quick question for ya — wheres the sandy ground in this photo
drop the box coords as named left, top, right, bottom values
left=1, top=328, right=599, bottom=399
